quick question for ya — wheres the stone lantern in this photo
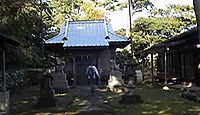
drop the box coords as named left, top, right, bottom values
left=35, top=58, right=56, bottom=107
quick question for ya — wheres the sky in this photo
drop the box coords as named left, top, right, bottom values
left=108, top=0, right=193, bottom=31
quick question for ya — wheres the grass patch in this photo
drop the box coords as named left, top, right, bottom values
left=109, top=85, right=200, bottom=115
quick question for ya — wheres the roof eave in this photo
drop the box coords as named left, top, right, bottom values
left=0, top=33, right=19, bottom=46
left=109, top=41, right=130, bottom=48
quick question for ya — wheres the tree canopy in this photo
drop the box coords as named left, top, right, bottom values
left=116, top=4, right=196, bottom=53
left=0, top=0, right=196, bottom=69
left=0, top=0, right=127, bottom=69
left=47, top=0, right=127, bottom=28
left=0, top=0, right=44, bottom=69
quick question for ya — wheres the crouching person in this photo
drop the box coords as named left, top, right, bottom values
left=86, top=63, right=100, bottom=96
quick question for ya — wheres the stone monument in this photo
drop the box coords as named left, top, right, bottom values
left=107, top=60, right=124, bottom=92
left=52, top=60, right=69, bottom=93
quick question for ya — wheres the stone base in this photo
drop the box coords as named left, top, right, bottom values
left=181, top=87, right=200, bottom=102
left=119, top=94, right=142, bottom=104
left=107, top=85, right=124, bottom=93
left=0, top=92, right=9, bottom=112
left=54, top=88, right=69, bottom=93
left=52, top=81, right=69, bottom=93
left=35, top=89, right=56, bottom=107
left=35, top=97, right=56, bottom=107
left=181, top=91, right=200, bottom=102
left=41, top=89, right=55, bottom=97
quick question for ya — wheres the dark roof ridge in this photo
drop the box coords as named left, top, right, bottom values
left=0, top=33, right=19, bottom=46
left=69, top=19, right=106, bottom=23
left=163, top=27, right=197, bottom=44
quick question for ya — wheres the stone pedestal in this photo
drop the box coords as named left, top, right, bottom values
left=120, top=79, right=142, bottom=104
left=119, top=94, right=142, bottom=104
left=36, top=89, right=56, bottom=107
left=181, top=87, right=200, bottom=102
left=52, top=61, right=69, bottom=93
left=0, top=91, right=9, bottom=113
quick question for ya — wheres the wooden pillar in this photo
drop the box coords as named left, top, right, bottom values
left=72, top=57, right=76, bottom=85
left=151, top=53, right=154, bottom=82
left=142, top=58, right=145, bottom=81
left=2, top=49, right=6, bottom=92
left=164, top=52, right=167, bottom=84
left=98, top=57, right=101, bottom=74
left=54, top=52, right=56, bottom=62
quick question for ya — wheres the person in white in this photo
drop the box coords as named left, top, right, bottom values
left=85, top=63, right=100, bottom=95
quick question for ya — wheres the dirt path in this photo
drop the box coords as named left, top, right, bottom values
left=66, top=85, right=116, bottom=115
left=9, top=85, right=118, bottom=115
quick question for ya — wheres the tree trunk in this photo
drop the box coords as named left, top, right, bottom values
left=193, top=0, right=200, bottom=42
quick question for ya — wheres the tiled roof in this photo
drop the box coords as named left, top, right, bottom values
left=45, top=20, right=129, bottom=47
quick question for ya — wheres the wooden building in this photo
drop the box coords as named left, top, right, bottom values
left=0, top=33, right=19, bottom=91
left=45, top=20, right=130, bottom=85
left=141, top=27, right=200, bottom=85
left=0, top=33, right=19, bottom=112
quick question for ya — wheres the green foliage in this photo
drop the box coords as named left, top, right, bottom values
left=150, top=4, right=196, bottom=28
left=47, top=0, right=127, bottom=28
left=79, top=1, right=106, bottom=20
left=131, top=4, right=196, bottom=52
left=101, top=0, right=127, bottom=11
left=116, top=50, right=130, bottom=65
left=0, top=0, right=130, bottom=70
left=115, top=28, right=127, bottom=37
left=0, top=0, right=44, bottom=69
left=132, top=0, right=154, bottom=13
left=115, top=4, right=196, bottom=72
left=47, top=0, right=82, bottom=27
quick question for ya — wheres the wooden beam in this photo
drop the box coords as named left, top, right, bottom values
left=72, top=57, right=76, bottom=85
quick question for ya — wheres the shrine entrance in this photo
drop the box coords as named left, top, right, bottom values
left=75, top=56, right=98, bottom=85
